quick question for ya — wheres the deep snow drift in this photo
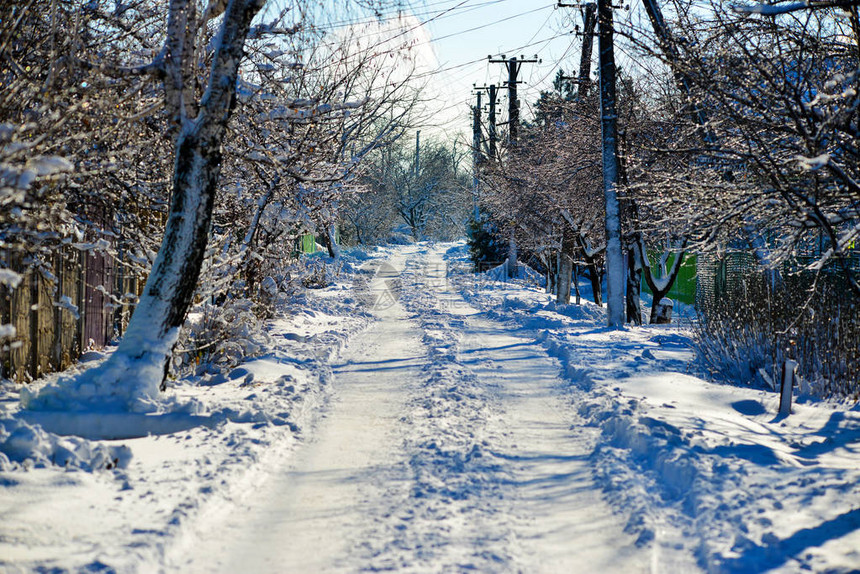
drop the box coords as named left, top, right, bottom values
left=0, top=242, right=859, bottom=573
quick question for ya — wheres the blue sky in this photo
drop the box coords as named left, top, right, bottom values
left=416, top=0, right=583, bottom=137
left=278, top=1, right=657, bottom=141
left=301, top=0, right=649, bottom=141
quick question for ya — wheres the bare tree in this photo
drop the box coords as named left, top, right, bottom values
left=21, top=1, right=425, bottom=410
left=625, top=1, right=860, bottom=296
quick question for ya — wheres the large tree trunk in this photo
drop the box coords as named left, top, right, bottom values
left=557, top=228, right=575, bottom=304
left=33, top=0, right=267, bottom=410
left=116, top=125, right=223, bottom=397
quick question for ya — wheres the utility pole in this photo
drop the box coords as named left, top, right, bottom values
left=575, top=3, right=597, bottom=99
left=488, top=55, right=539, bottom=146
left=558, top=4, right=597, bottom=100
left=488, top=55, right=538, bottom=278
left=472, top=91, right=482, bottom=220
left=475, top=83, right=499, bottom=160
left=488, top=84, right=498, bottom=159
left=414, top=129, right=420, bottom=177
left=555, top=3, right=597, bottom=305
left=597, top=0, right=624, bottom=327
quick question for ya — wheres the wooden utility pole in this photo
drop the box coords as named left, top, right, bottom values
left=556, top=3, right=597, bottom=306
left=489, top=55, right=539, bottom=146
left=488, top=55, right=539, bottom=278
left=474, top=84, right=499, bottom=160
left=472, top=91, right=482, bottom=220
left=575, top=3, right=597, bottom=99
left=597, top=0, right=625, bottom=327
left=488, top=84, right=498, bottom=159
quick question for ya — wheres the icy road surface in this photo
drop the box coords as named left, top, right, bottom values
left=182, top=247, right=651, bottom=572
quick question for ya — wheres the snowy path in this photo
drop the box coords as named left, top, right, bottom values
left=179, top=253, right=424, bottom=572
left=4, top=242, right=860, bottom=573
left=182, top=246, right=648, bottom=572
left=445, top=296, right=646, bottom=571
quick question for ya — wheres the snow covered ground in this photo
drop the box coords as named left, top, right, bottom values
left=1, top=242, right=860, bottom=573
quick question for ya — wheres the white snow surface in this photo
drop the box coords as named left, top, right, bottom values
left=1, top=242, right=859, bottom=573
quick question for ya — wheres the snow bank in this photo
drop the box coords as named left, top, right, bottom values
left=20, top=326, right=183, bottom=415
left=444, top=242, right=860, bottom=573
left=0, top=417, right=131, bottom=471
left=0, top=247, right=381, bottom=572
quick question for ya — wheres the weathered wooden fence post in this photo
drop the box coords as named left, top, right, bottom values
left=779, top=359, right=797, bottom=417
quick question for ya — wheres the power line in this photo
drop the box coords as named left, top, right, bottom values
left=527, top=35, right=577, bottom=92
left=316, top=0, right=515, bottom=31
left=310, top=2, right=556, bottom=53
left=430, top=5, right=553, bottom=43
left=409, top=31, right=572, bottom=81
left=289, top=1, right=567, bottom=84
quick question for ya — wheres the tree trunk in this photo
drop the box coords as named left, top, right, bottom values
left=43, top=0, right=267, bottom=410
left=626, top=237, right=642, bottom=325
left=588, top=263, right=603, bottom=307
left=638, top=237, right=687, bottom=324
left=557, top=228, right=575, bottom=304
left=555, top=250, right=562, bottom=296
left=325, top=223, right=340, bottom=259
left=118, top=125, right=222, bottom=395
left=543, top=251, right=555, bottom=295
left=557, top=254, right=573, bottom=304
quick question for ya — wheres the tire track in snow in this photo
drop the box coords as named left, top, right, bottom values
left=180, top=251, right=427, bottom=573
left=350, top=251, right=516, bottom=572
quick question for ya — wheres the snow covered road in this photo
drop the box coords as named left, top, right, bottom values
left=5, top=241, right=860, bottom=573
left=181, top=246, right=648, bottom=572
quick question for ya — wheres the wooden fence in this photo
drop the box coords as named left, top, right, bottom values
left=0, top=247, right=140, bottom=382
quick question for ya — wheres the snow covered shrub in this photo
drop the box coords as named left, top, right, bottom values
left=173, top=299, right=272, bottom=377
left=301, top=260, right=330, bottom=289
left=694, top=271, right=859, bottom=398
left=387, top=223, right=416, bottom=245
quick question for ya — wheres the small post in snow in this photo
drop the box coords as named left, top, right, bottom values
left=779, top=359, right=797, bottom=417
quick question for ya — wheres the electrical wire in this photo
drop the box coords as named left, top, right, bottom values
left=310, top=1, right=555, bottom=53
left=295, top=1, right=563, bottom=84
left=409, top=30, right=573, bottom=82
left=318, top=0, right=515, bottom=31
left=429, top=5, right=552, bottom=43
left=265, top=2, right=577, bottom=132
